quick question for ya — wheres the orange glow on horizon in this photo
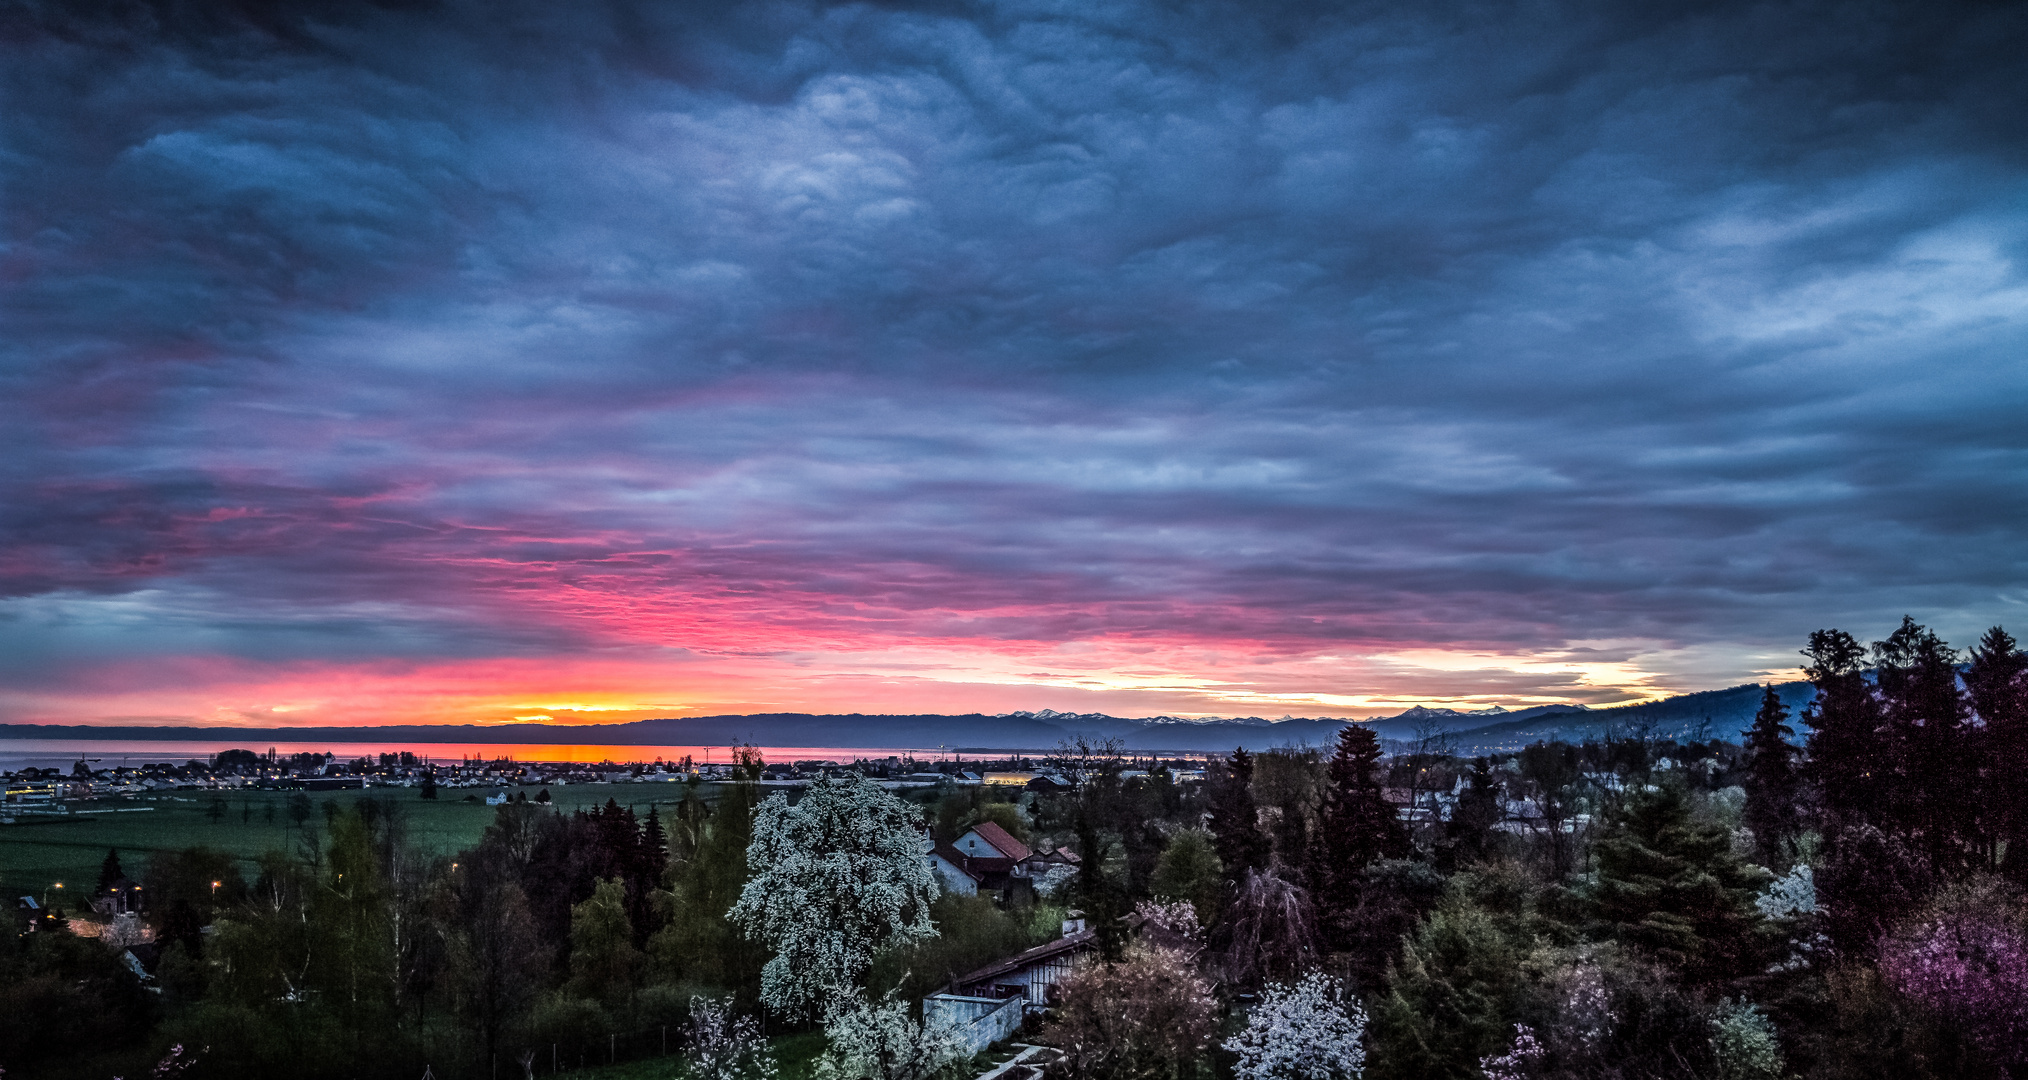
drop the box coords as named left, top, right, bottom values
left=0, top=629, right=1758, bottom=729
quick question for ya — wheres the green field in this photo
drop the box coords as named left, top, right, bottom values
left=0, top=782, right=710, bottom=902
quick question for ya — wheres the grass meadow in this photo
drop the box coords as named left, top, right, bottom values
left=0, top=782, right=704, bottom=902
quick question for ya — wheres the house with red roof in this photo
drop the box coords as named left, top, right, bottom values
left=924, top=818, right=1087, bottom=899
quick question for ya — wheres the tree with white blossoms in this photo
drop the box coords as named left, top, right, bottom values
left=728, top=777, right=942, bottom=1019
left=1224, top=970, right=1368, bottom=1080
left=1709, top=998, right=1784, bottom=1080
left=1754, top=864, right=1817, bottom=921
left=1756, top=864, right=1825, bottom=973
left=682, top=995, right=778, bottom=1080
left=814, top=991, right=968, bottom=1080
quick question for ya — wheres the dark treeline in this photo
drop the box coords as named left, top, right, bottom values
left=2, top=746, right=1080, bottom=1080
left=3, top=751, right=775, bottom=1080
left=1161, top=617, right=2028, bottom=1080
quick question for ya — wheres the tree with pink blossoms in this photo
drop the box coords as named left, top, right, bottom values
left=1876, top=877, right=2028, bottom=1068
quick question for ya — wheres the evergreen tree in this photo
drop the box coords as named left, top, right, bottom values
left=1741, top=685, right=1801, bottom=867
left=1591, top=784, right=1770, bottom=984
left=1439, top=758, right=1502, bottom=870
left=96, top=848, right=125, bottom=897
left=1316, top=724, right=1409, bottom=885
left=1311, top=724, right=1409, bottom=949
left=640, top=805, right=668, bottom=881
left=1801, top=628, right=1881, bottom=827
left=420, top=768, right=437, bottom=800
left=1966, top=626, right=2027, bottom=879
left=1872, top=618, right=1971, bottom=869
left=1366, top=897, right=1531, bottom=1080
left=1207, top=748, right=1271, bottom=884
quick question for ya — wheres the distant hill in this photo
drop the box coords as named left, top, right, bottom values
left=1435, top=681, right=1817, bottom=753
left=0, top=681, right=1817, bottom=755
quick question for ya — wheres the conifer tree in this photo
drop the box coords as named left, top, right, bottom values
left=96, top=848, right=125, bottom=897
left=1741, top=685, right=1801, bottom=867
left=1801, top=628, right=1880, bottom=827
left=1317, top=723, right=1409, bottom=875
left=1872, top=618, right=1970, bottom=869
left=1312, top=724, right=1409, bottom=939
left=1591, top=783, right=1770, bottom=984
left=1440, top=758, right=1502, bottom=869
left=1966, top=626, right=2027, bottom=877
left=1208, top=747, right=1271, bottom=884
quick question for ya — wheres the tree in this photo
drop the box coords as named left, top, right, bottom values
left=1367, top=899, right=1530, bottom=1080
left=1207, top=748, right=1270, bottom=885
left=1213, top=867, right=1319, bottom=989
left=1816, top=821, right=1936, bottom=954
left=565, top=877, right=640, bottom=1007
left=1590, top=784, right=1770, bottom=984
left=420, top=769, right=438, bottom=800
left=1966, top=626, right=2028, bottom=878
left=1253, top=748, right=1324, bottom=879
left=1876, top=876, right=2028, bottom=1071
left=651, top=781, right=766, bottom=1001
left=1317, top=725, right=1407, bottom=875
left=1516, top=741, right=1584, bottom=880
left=1740, top=685, right=1801, bottom=867
left=1872, top=618, right=1972, bottom=869
left=1224, top=970, right=1368, bottom=1080
left=448, top=853, right=548, bottom=1069
left=96, top=848, right=126, bottom=897
left=815, top=991, right=967, bottom=1080
left=1150, top=830, right=1224, bottom=927
left=1710, top=999, right=1784, bottom=1080
left=1802, top=628, right=1883, bottom=827
left=1439, top=758, right=1502, bottom=870
left=1041, top=944, right=1217, bottom=1080
left=729, top=777, right=941, bottom=1019
left=683, top=995, right=779, bottom=1080
left=1314, top=724, right=1408, bottom=943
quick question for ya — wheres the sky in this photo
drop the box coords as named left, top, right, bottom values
left=3, top=0, right=2026, bottom=729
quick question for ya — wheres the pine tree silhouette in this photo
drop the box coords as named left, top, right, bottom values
left=1802, top=628, right=1881, bottom=827
left=96, top=847, right=125, bottom=897
left=1207, top=747, right=1270, bottom=885
left=1312, top=723, right=1409, bottom=936
left=1872, top=617, right=1971, bottom=870
left=1967, top=626, right=2027, bottom=879
left=1742, top=685, right=1801, bottom=867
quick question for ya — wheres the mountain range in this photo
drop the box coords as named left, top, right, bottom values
left=0, top=680, right=1818, bottom=754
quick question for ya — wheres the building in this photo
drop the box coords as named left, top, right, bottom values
left=946, top=913, right=1099, bottom=1010
left=929, top=822, right=1037, bottom=901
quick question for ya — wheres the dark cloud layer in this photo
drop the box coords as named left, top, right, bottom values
left=3, top=0, right=2026, bottom=719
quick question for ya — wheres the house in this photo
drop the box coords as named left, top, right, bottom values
left=941, top=909, right=1117, bottom=1010
left=1012, top=846, right=1081, bottom=898
left=91, top=877, right=142, bottom=916
left=929, top=822, right=1047, bottom=902
left=1026, top=774, right=1071, bottom=794
left=923, top=909, right=1147, bottom=1052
